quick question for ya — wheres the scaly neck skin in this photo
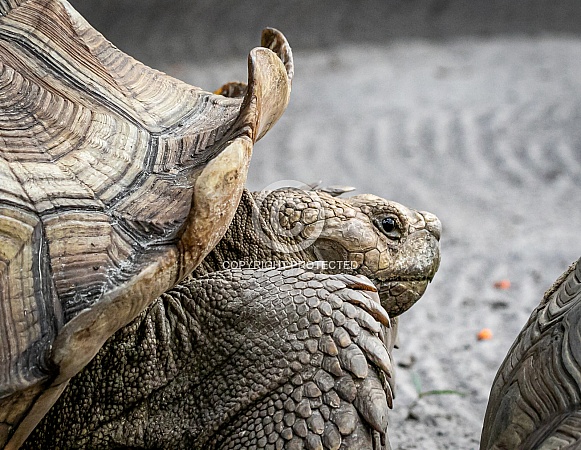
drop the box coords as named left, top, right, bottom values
left=191, top=189, right=315, bottom=277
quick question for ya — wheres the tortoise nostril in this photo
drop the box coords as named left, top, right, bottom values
left=420, top=211, right=442, bottom=241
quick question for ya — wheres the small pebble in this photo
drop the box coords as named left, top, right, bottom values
left=477, top=328, right=493, bottom=341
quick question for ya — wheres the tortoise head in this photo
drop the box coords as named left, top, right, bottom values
left=254, top=188, right=441, bottom=316
left=328, top=193, right=441, bottom=316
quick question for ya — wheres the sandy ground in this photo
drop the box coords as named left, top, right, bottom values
left=159, top=37, right=581, bottom=449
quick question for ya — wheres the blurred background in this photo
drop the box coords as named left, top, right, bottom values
left=71, top=1, right=581, bottom=65
left=69, top=2, right=581, bottom=448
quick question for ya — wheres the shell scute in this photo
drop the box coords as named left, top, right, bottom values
left=0, top=206, right=60, bottom=397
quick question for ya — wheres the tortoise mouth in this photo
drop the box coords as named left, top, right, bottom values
left=374, top=278, right=431, bottom=317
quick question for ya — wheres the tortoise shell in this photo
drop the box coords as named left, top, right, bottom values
left=0, top=0, right=292, bottom=446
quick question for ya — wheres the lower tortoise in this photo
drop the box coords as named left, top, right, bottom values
left=23, top=187, right=442, bottom=449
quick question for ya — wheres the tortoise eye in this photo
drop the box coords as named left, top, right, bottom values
left=381, top=217, right=396, bottom=233
left=377, top=216, right=402, bottom=240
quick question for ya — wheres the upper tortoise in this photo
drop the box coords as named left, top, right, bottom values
left=0, top=0, right=292, bottom=447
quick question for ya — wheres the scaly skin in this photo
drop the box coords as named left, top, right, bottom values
left=25, top=268, right=394, bottom=449
left=25, top=188, right=441, bottom=449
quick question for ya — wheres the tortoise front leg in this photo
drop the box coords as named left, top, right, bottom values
left=24, top=266, right=395, bottom=450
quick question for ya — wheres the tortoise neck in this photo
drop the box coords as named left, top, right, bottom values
left=191, top=189, right=313, bottom=277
